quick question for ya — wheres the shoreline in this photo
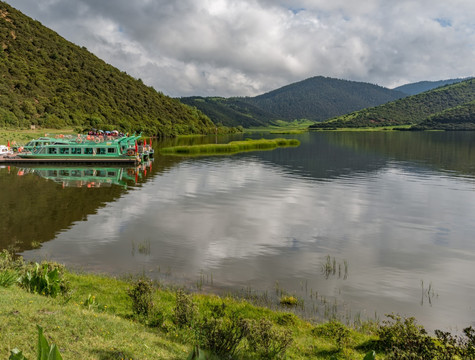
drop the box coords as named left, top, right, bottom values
left=2, top=252, right=473, bottom=359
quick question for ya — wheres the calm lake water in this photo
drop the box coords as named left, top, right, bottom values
left=1, top=131, right=475, bottom=332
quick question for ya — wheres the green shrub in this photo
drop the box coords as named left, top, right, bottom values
left=19, top=262, right=68, bottom=298
left=174, top=289, right=196, bottom=328
left=198, top=315, right=246, bottom=357
left=147, top=308, right=165, bottom=328
left=377, top=314, right=436, bottom=360
left=312, top=320, right=351, bottom=350
left=275, top=312, right=297, bottom=326
left=434, top=326, right=475, bottom=359
left=127, top=279, right=154, bottom=317
left=243, top=318, right=293, bottom=359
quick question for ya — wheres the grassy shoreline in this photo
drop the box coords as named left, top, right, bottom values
left=2, top=252, right=474, bottom=359
left=0, top=252, right=380, bottom=359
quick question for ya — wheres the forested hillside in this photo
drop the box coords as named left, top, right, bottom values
left=393, top=78, right=470, bottom=95
left=182, top=77, right=405, bottom=127
left=412, top=100, right=475, bottom=130
left=180, top=97, right=277, bottom=127
left=310, top=79, right=475, bottom=130
left=247, top=76, right=405, bottom=121
left=0, top=1, right=216, bottom=137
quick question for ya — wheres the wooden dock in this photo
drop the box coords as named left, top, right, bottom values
left=0, top=156, right=138, bottom=165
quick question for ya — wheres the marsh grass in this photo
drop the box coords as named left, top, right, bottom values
left=160, top=138, right=300, bottom=156
left=322, top=255, right=348, bottom=280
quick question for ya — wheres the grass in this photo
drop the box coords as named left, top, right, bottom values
left=3, top=253, right=473, bottom=359
left=247, top=120, right=314, bottom=133
left=160, top=138, right=300, bottom=156
left=270, top=129, right=307, bottom=134
left=0, top=264, right=379, bottom=359
left=309, top=125, right=413, bottom=132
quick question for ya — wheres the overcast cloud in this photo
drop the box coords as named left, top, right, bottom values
left=5, top=0, right=475, bottom=97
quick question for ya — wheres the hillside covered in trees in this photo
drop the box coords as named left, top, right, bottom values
left=393, top=78, right=470, bottom=96
left=310, top=79, right=475, bottom=130
left=0, top=1, right=217, bottom=137
left=181, top=77, right=405, bottom=127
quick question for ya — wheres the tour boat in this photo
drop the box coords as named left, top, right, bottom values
left=17, top=133, right=146, bottom=163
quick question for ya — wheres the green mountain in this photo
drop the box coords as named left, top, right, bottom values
left=310, top=78, right=475, bottom=130
left=0, top=1, right=216, bottom=137
left=393, top=78, right=470, bottom=96
left=179, top=97, right=277, bottom=127
left=181, top=76, right=405, bottom=127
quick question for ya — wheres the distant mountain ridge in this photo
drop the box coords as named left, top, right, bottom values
left=0, top=1, right=216, bottom=136
left=311, top=78, right=475, bottom=130
left=393, top=78, right=471, bottom=96
left=182, top=76, right=406, bottom=127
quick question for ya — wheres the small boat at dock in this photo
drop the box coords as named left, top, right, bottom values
left=0, top=145, right=13, bottom=157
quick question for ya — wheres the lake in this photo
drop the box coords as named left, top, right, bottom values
left=1, top=131, right=475, bottom=332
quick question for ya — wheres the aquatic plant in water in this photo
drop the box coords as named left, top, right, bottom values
left=160, top=138, right=300, bottom=156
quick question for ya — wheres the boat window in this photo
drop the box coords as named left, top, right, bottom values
left=84, top=170, right=94, bottom=176
left=59, top=170, right=70, bottom=176
left=107, top=148, right=116, bottom=154
left=48, top=148, right=58, bottom=154
left=96, top=148, right=106, bottom=155
left=59, top=148, right=70, bottom=155
left=84, top=148, right=93, bottom=155
left=96, top=170, right=107, bottom=177
left=71, top=148, right=82, bottom=154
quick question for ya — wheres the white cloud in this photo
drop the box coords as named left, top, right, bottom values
left=6, top=0, right=475, bottom=96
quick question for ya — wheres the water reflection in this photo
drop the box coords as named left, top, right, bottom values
left=3, top=132, right=475, bottom=331
left=0, top=161, right=153, bottom=252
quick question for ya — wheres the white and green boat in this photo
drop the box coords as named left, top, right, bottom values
left=17, top=133, right=148, bottom=163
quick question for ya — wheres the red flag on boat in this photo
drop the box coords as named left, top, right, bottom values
left=144, top=138, right=147, bottom=146
left=7, top=140, right=10, bottom=148
left=135, top=141, right=138, bottom=154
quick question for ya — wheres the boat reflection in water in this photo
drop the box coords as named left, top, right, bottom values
left=16, top=160, right=153, bottom=188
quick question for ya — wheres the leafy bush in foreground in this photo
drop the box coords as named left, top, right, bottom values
left=19, top=262, right=68, bottom=298
left=243, top=318, right=293, bottom=359
left=377, top=314, right=475, bottom=359
left=127, top=278, right=154, bottom=317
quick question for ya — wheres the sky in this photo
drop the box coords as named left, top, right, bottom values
left=5, top=0, right=475, bottom=97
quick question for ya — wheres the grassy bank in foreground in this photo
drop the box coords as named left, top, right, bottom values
left=1, top=252, right=474, bottom=359
left=160, top=138, right=300, bottom=156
